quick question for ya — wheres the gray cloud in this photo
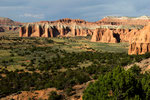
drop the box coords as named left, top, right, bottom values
left=0, top=0, right=150, bottom=22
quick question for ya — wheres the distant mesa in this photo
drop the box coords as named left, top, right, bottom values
left=97, top=16, right=150, bottom=26
left=0, top=17, right=22, bottom=26
left=0, top=17, right=22, bottom=32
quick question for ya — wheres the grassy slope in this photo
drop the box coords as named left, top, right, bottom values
left=0, top=32, right=129, bottom=71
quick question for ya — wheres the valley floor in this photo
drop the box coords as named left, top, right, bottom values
left=0, top=31, right=150, bottom=100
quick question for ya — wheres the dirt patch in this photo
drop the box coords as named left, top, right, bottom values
left=1, top=80, right=95, bottom=100
left=124, top=58, right=150, bottom=73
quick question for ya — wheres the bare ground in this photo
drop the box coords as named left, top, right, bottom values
left=125, top=58, right=150, bottom=73
left=1, top=80, right=95, bottom=100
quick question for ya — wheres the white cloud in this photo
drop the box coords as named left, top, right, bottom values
left=21, top=13, right=45, bottom=19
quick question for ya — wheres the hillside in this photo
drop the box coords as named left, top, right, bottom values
left=1, top=16, right=150, bottom=100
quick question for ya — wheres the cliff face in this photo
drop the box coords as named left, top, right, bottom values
left=20, top=16, right=150, bottom=38
left=19, top=18, right=99, bottom=37
left=128, top=23, right=150, bottom=55
left=91, top=28, right=138, bottom=43
left=91, top=28, right=117, bottom=43
left=19, top=23, right=94, bottom=37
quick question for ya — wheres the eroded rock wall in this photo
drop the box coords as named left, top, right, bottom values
left=19, top=23, right=94, bottom=37
left=91, top=28, right=118, bottom=43
left=128, top=23, right=150, bottom=55
left=91, top=28, right=138, bottom=43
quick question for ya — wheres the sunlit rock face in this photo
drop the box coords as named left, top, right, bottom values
left=20, top=16, right=150, bottom=38
left=18, top=17, right=150, bottom=55
left=91, top=28, right=118, bottom=43
left=19, top=18, right=96, bottom=37
left=91, top=28, right=139, bottom=43
left=128, top=23, right=150, bottom=55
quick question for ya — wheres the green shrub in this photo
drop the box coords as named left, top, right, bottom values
left=83, top=66, right=146, bottom=100
left=48, top=91, right=62, bottom=100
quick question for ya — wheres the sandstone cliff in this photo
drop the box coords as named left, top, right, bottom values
left=19, top=23, right=93, bottom=37
left=19, top=18, right=94, bottom=37
left=91, top=28, right=138, bottom=43
left=128, top=23, right=150, bottom=55
left=91, top=28, right=118, bottom=43
left=19, top=16, right=150, bottom=50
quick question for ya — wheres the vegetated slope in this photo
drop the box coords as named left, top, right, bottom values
left=1, top=33, right=150, bottom=99
left=125, top=57, right=150, bottom=73
left=83, top=66, right=150, bottom=100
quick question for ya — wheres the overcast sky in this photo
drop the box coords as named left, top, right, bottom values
left=0, top=0, right=150, bottom=22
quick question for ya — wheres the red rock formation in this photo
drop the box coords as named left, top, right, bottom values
left=20, top=22, right=94, bottom=37
left=20, top=24, right=55, bottom=37
left=128, top=23, right=150, bottom=55
left=112, top=28, right=139, bottom=42
left=19, top=16, right=150, bottom=46
left=39, top=16, right=150, bottom=26
left=91, top=28, right=138, bottom=43
left=91, top=28, right=118, bottom=43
